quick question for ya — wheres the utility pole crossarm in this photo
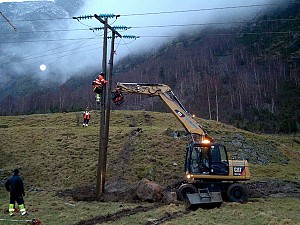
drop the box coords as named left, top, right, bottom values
left=94, top=14, right=122, bottom=38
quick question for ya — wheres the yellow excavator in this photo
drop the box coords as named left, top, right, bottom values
left=113, top=82, right=250, bottom=209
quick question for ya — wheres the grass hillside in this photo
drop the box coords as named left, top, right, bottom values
left=0, top=110, right=299, bottom=224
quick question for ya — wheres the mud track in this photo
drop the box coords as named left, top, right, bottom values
left=73, top=204, right=191, bottom=225
left=73, top=204, right=161, bottom=225
left=145, top=210, right=191, bottom=225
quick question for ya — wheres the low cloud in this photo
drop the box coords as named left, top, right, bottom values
left=0, top=0, right=286, bottom=84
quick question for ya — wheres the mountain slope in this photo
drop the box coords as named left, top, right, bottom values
left=0, top=110, right=299, bottom=189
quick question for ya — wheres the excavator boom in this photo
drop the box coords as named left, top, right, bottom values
left=116, top=82, right=213, bottom=143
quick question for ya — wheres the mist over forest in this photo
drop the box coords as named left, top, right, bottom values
left=0, top=0, right=299, bottom=134
left=0, top=0, right=286, bottom=84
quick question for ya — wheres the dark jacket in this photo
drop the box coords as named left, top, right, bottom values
left=5, top=174, right=25, bottom=196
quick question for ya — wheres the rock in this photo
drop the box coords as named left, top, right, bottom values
left=136, top=178, right=162, bottom=202
left=162, top=191, right=177, bottom=204
left=164, top=128, right=187, bottom=139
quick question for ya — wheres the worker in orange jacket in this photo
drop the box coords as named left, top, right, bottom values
left=92, top=72, right=108, bottom=104
left=83, top=108, right=91, bottom=127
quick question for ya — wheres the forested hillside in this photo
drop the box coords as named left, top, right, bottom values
left=0, top=3, right=299, bottom=134
left=114, top=4, right=300, bottom=134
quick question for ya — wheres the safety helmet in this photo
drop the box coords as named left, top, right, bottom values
left=13, top=169, right=19, bottom=175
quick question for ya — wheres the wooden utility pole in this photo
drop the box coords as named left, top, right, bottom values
left=105, top=31, right=116, bottom=144
left=94, top=14, right=122, bottom=200
left=96, top=18, right=108, bottom=199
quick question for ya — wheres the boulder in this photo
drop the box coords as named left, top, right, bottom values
left=136, top=178, right=162, bottom=202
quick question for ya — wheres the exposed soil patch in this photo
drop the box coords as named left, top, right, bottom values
left=57, top=184, right=139, bottom=203
left=57, top=179, right=300, bottom=203
left=247, top=179, right=300, bottom=198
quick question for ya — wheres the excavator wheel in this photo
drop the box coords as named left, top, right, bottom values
left=177, top=184, right=197, bottom=202
left=226, top=183, right=248, bottom=203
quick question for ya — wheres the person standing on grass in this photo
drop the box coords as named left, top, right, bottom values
left=5, top=169, right=28, bottom=216
left=83, top=107, right=91, bottom=127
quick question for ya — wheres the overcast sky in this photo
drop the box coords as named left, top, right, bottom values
left=77, top=0, right=282, bottom=55
left=0, top=0, right=285, bottom=82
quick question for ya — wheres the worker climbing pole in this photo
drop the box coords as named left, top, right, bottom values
left=92, top=72, right=108, bottom=104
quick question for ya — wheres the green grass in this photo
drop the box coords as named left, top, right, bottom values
left=0, top=194, right=299, bottom=225
left=0, top=110, right=299, bottom=224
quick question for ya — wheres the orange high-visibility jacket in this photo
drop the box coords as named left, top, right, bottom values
left=94, top=75, right=108, bottom=85
left=83, top=111, right=91, bottom=119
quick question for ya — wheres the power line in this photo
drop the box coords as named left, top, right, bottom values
left=121, top=38, right=135, bottom=56
left=0, top=28, right=90, bottom=34
left=0, top=32, right=104, bottom=66
left=0, top=3, right=298, bottom=67
left=0, top=11, right=17, bottom=31
left=47, top=40, right=98, bottom=66
left=0, top=42, right=101, bottom=66
left=0, top=30, right=298, bottom=44
left=131, top=18, right=300, bottom=29
left=0, top=37, right=101, bottom=43
left=16, top=39, right=96, bottom=58
left=0, top=31, right=126, bottom=67
left=0, top=18, right=298, bottom=35
left=140, top=31, right=300, bottom=38
left=1, top=29, right=296, bottom=68
left=0, top=17, right=72, bottom=22
left=121, top=2, right=299, bottom=17
left=0, top=2, right=298, bottom=23
left=4, top=45, right=101, bottom=68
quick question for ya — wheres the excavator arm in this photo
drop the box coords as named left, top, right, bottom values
left=115, top=82, right=213, bottom=143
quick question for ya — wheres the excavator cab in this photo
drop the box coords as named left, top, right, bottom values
left=182, top=142, right=229, bottom=209
left=185, top=142, right=229, bottom=176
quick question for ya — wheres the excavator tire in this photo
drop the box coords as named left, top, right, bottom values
left=226, top=183, right=248, bottom=203
left=177, top=184, right=198, bottom=202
